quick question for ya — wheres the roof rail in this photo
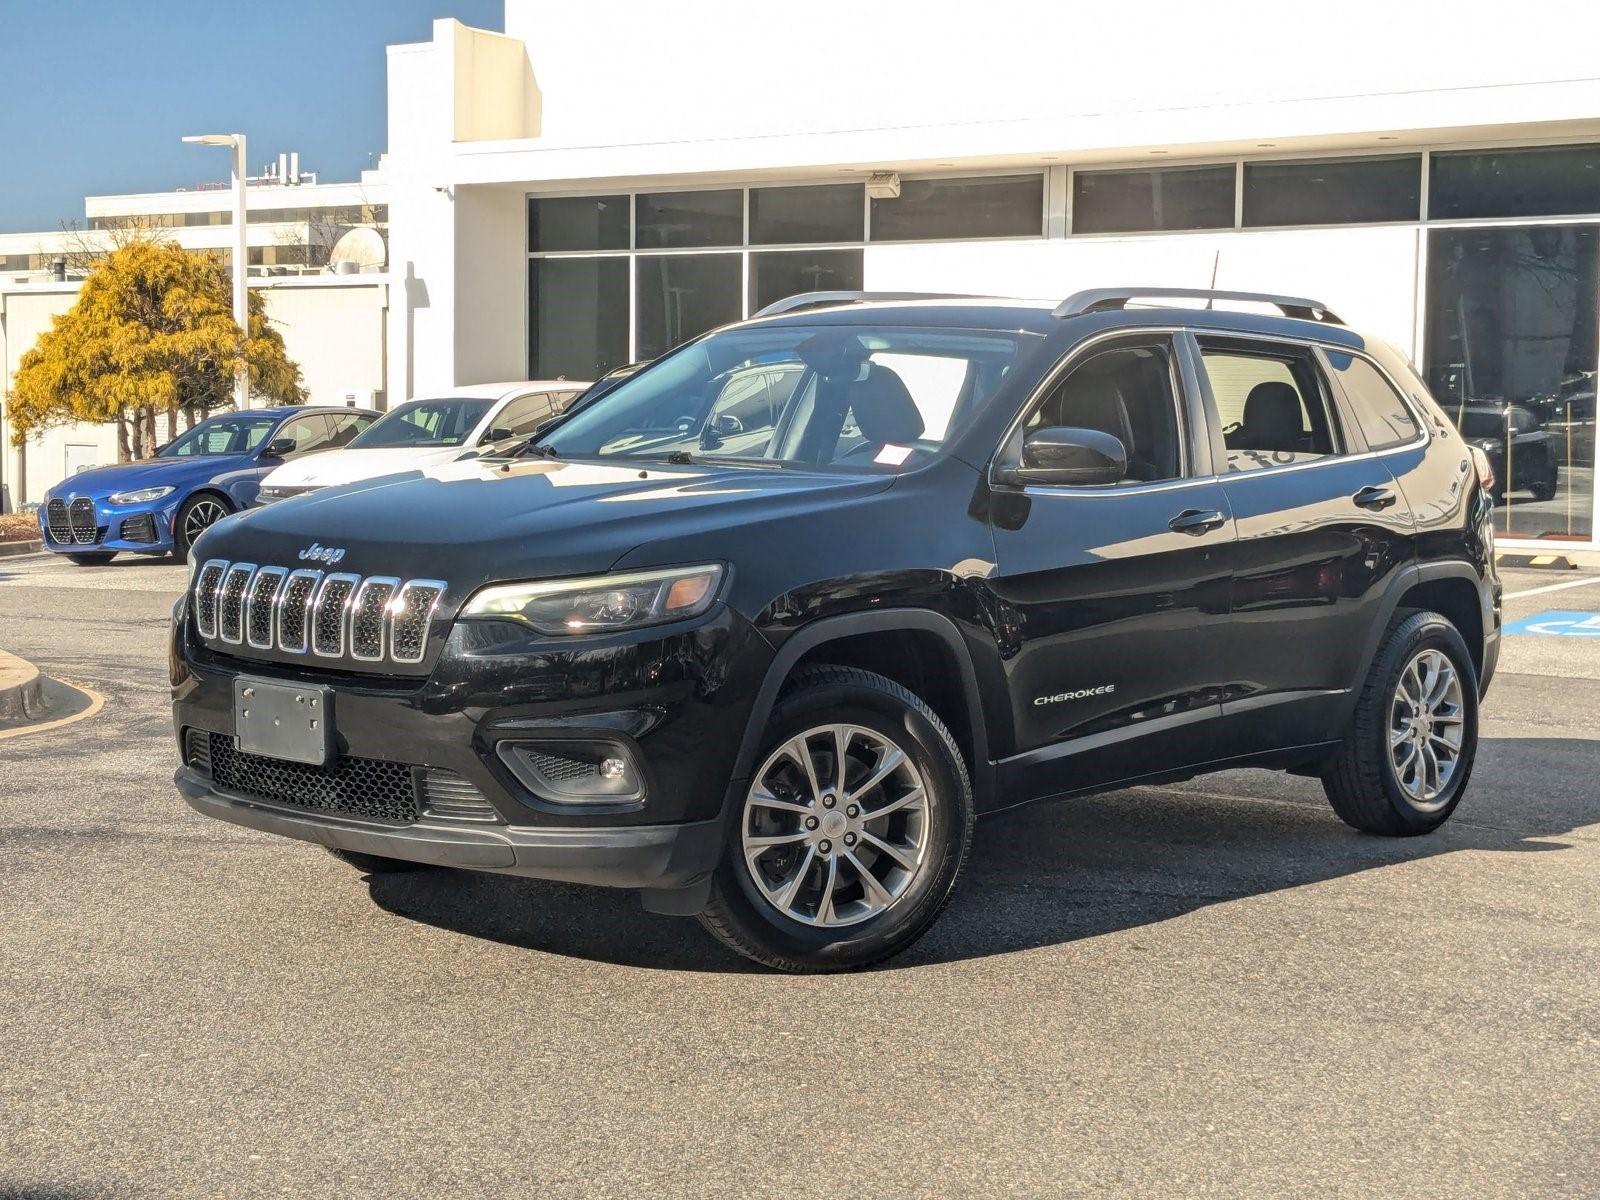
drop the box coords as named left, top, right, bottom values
left=751, top=291, right=984, bottom=319
left=1054, top=287, right=1343, bottom=325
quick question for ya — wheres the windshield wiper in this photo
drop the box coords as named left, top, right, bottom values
left=510, top=441, right=561, bottom=460
left=663, top=450, right=695, bottom=464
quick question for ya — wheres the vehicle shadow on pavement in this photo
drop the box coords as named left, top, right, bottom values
left=365, top=736, right=1598, bottom=972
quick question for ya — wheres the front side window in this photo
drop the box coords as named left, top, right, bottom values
left=348, top=399, right=495, bottom=449
left=159, top=415, right=278, bottom=457
left=1198, top=340, right=1339, bottom=472
left=493, top=393, right=560, bottom=437
left=279, top=414, right=338, bottom=456
left=538, top=325, right=1030, bottom=470
left=1325, top=352, right=1421, bottom=451
left=1026, top=343, right=1184, bottom=483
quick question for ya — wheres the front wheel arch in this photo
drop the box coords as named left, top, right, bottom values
left=173, top=489, right=233, bottom=558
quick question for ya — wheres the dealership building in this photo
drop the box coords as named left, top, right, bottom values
left=8, top=0, right=1600, bottom=548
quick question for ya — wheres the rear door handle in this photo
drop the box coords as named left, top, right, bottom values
left=1353, top=485, right=1396, bottom=510
left=1168, top=508, right=1227, bottom=535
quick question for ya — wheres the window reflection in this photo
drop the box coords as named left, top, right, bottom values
left=1425, top=225, right=1596, bottom=540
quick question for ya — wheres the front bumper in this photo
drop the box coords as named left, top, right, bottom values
left=39, top=496, right=178, bottom=554
left=176, top=766, right=723, bottom=888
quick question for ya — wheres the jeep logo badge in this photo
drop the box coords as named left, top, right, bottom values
left=297, top=542, right=347, bottom=566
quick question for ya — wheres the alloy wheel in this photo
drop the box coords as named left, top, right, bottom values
left=183, top=498, right=229, bottom=546
left=1388, top=648, right=1466, bottom=811
left=740, top=723, right=930, bottom=927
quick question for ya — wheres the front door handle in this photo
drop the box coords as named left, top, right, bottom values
left=1168, top=508, right=1227, bottom=536
left=1352, top=485, right=1396, bottom=510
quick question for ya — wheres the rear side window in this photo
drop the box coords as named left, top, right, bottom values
left=1325, top=351, right=1421, bottom=451
left=1197, top=340, right=1338, bottom=472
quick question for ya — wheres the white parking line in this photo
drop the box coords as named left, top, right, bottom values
left=1504, top=575, right=1600, bottom=601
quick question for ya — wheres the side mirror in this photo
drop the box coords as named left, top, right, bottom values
left=999, top=426, right=1127, bottom=487
left=481, top=426, right=515, bottom=444
left=262, top=436, right=296, bottom=458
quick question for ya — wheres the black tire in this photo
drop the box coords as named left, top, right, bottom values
left=698, top=665, right=975, bottom=972
left=325, top=847, right=430, bottom=874
left=1321, top=610, right=1479, bottom=836
left=66, top=552, right=116, bottom=566
left=1528, top=475, right=1558, bottom=502
left=173, top=492, right=231, bottom=561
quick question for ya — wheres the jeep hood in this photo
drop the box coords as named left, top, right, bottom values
left=199, top=457, right=895, bottom=596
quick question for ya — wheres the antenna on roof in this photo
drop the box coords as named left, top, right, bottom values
left=1206, top=251, right=1220, bottom=309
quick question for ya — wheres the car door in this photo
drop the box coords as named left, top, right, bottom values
left=238, top=415, right=337, bottom=504
left=988, top=333, right=1237, bottom=801
left=1188, top=332, right=1417, bottom=756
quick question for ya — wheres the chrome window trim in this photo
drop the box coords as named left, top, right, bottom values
left=991, top=323, right=1431, bottom=498
left=350, top=576, right=401, bottom=663
left=310, top=572, right=360, bottom=659
left=389, top=579, right=447, bottom=665
left=276, top=568, right=322, bottom=654
left=245, top=565, right=287, bottom=650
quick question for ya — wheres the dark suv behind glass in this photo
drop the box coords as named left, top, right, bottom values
left=171, top=288, right=1500, bottom=972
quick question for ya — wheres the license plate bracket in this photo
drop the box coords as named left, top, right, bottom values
left=234, top=677, right=333, bottom=766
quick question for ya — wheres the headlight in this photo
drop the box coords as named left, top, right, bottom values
left=108, top=486, right=174, bottom=505
left=462, top=564, right=724, bottom=634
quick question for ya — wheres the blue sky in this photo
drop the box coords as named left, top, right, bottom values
left=0, top=0, right=501, bottom=233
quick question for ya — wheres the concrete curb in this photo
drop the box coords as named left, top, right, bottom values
left=0, top=649, right=47, bottom=720
left=0, top=540, right=43, bottom=559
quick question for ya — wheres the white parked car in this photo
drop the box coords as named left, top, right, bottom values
left=255, top=381, right=588, bottom=504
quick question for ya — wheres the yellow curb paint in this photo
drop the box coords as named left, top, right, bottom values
left=0, top=681, right=106, bottom=741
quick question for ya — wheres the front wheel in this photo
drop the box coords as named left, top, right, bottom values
left=173, top=493, right=230, bottom=561
left=698, top=666, right=974, bottom=972
left=1322, top=610, right=1479, bottom=836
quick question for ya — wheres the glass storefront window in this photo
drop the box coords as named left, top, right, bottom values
left=869, top=174, right=1044, bottom=242
left=530, top=257, right=630, bottom=380
left=1243, top=155, right=1421, bottom=227
left=635, top=190, right=743, bottom=249
left=750, top=184, right=864, bottom=244
left=748, top=249, right=864, bottom=312
left=635, top=253, right=742, bottom=361
left=529, top=195, right=629, bottom=252
left=1425, top=224, right=1596, bottom=540
left=1072, top=164, right=1235, bottom=234
left=1429, top=144, right=1600, bottom=221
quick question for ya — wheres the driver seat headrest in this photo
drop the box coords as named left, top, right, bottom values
left=850, top=364, right=924, bottom=446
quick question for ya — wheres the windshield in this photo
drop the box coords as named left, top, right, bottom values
left=158, top=414, right=279, bottom=458
left=537, top=326, right=1028, bottom=469
left=348, top=398, right=494, bottom=449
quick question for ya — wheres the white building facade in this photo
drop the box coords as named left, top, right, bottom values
left=378, top=0, right=1600, bottom=549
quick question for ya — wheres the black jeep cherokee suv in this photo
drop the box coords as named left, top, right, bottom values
left=172, top=287, right=1501, bottom=972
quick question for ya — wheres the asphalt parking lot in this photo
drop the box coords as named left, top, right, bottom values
left=2, top=551, right=1597, bottom=1198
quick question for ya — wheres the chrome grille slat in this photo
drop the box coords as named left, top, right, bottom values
left=350, top=577, right=400, bottom=662
left=311, top=573, right=359, bottom=658
left=218, top=564, right=256, bottom=644
left=277, top=569, right=322, bottom=654
left=193, top=559, right=228, bottom=638
left=245, top=566, right=287, bottom=649
left=190, top=561, right=445, bottom=668
left=391, top=580, right=446, bottom=664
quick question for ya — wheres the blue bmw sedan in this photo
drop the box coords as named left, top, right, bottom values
left=38, top=406, right=376, bottom=564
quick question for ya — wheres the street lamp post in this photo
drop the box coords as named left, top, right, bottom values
left=182, top=133, right=249, bottom=409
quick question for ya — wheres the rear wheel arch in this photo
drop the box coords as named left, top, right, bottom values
left=729, top=611, right=994, bottom=811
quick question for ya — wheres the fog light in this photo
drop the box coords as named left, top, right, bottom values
left=497, top=741, right=645, bottom=804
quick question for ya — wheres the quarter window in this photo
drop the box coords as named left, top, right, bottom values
left=1027, top=343, right=1184, bottom=483
left=1198, top=341, right=1338, bottom=471
left=1325, top=352, right=1420, bottom=451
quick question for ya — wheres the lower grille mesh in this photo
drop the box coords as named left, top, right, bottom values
left=207, top=732, right=420, bottom=823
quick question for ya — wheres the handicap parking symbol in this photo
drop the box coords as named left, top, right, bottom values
left=1503, top=610, right=1600, bottom=637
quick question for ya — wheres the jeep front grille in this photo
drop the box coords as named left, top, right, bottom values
left=192, top=558, right=445, bottom=667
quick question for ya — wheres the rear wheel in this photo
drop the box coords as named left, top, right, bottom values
left=65, top=552, right=116, bottom=566
left=1322, top=610, right=1478, bottom=836
left=173, top=493, right=230, bottom=561
left=1528, top=474, right=1558, bottom=502
left=698, top=666, right=974, bottom=972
